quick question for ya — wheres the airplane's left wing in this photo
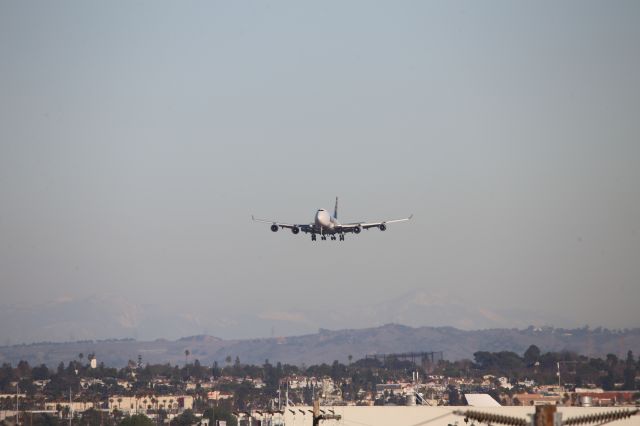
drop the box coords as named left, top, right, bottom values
left=252, top=215, right=313, bottom=234
left=339, top=214, right=413, bottom=232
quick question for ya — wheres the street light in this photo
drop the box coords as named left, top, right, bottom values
left=16, top=382, right=19, bottom=426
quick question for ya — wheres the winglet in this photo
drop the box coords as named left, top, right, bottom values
left=334, top=196, right=339, bottom=219
left=409, top=214, right=414, bottom=220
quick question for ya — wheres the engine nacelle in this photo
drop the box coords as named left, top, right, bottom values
left=270, top=224, right=279, bottom=232
left=379, top=223, right=387, bottom=231
left=353, top=226, right=361, bottom=234
left=291, top=226, right=300, bottom=234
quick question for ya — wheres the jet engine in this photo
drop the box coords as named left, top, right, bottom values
left=270, top=224, right=279, bottom=232
left=379, top=223, right=387, bottom=231
left=291, top=226, right=300, bottom=234
left=353, top=226, right=361, bottom=234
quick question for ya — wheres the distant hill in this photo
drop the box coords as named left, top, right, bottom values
left=1, top=324, right=638, bottom=368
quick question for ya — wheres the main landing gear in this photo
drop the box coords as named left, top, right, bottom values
left=311, top=233, right=345, bottom=241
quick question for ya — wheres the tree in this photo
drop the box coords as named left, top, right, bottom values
left=524, top=345, right=541, bottom=365
left=204, top=407, right=237, bottom=426
left=31, top=413, right=61, bottom=426
left=606, top=354, right=619, bottom=368
left=624, top=350, right=637, bottom=390
left=32, top=364, right=50, bottom=380
left=173, top=409, right=198, bottom=426
left=81, top=408, right=111, bottom=426
left=17, top=360, right=32, bottom=379
left=212, top=361, right=221, bottom=379
left=184, top=349, right=191, bottom=378
left=119, top=414, right=154, bottom=426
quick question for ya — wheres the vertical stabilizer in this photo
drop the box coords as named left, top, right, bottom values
left=334, top=197, right=339, bottom=219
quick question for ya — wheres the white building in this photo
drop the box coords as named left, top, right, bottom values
left=108, top=395, right=193, bottom=415
left=44, top=401, right=96, bottom=412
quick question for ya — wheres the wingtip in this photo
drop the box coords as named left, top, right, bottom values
left=409, top=214, right=414, bottom=220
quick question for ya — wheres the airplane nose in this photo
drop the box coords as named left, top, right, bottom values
left=316, top=210, right=330, bottom=227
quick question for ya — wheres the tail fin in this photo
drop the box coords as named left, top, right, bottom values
left=334, top=197, right=339, bottom=219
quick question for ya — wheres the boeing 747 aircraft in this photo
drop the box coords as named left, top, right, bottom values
left=252, top=197, right=412, bottom=241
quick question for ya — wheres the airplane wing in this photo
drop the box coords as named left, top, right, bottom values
left=340, top=214, right=413, bottom=231
left=251, top=215, right=313, bottom=233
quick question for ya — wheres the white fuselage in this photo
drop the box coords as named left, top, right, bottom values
left=314, top=209, right=339, bottom=232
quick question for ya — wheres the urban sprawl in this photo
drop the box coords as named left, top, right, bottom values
left=1, top=346, right=639, bottom=426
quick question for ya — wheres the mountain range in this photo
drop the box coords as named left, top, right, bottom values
left=0, top=289, right=576, bottom=346
left=1, top=324, right=638, bottom=368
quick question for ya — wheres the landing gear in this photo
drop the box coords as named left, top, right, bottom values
left=312, top=233, right=344, bottom=242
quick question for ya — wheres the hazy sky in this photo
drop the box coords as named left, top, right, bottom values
left=1, top=1, right=639, bottom=343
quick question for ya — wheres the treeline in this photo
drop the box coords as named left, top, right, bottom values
left=1, top=347, right=638, bottom=406
left=440, top=345, right=639, bottom=391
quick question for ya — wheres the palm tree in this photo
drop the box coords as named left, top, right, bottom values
left=185, top=349, right=191, bottom=378
left=151, top=397, right=157, bottom=416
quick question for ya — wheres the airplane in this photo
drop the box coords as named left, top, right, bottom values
left=252, top=197, right=412, bottom=241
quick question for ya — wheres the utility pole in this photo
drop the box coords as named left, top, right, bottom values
left=535, top=405, right=558, bottom=426
left=312, top=399, right=341, bottom=426
left=285, top=381, right=289, bottom=408
left=211, top=400, right=215, bottom=426
left=278, top=382, right=281, bottom=411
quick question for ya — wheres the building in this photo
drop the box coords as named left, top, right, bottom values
left=107, top=395, right=193, bottom=415
left=512, top=393, right=564, bottom=406
left=43, top=401, right=96, bottom=412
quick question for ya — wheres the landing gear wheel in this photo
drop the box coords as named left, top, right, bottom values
left=311, top=234, right=316, bottom=241
left=331, top=235, right=336, bottom=241
left=321, top=235, right=326, bottom=241
left=340, top=234, right=345, bottom=241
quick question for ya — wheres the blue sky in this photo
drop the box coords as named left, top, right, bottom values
left=1, top=1, right=639, bottom=343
